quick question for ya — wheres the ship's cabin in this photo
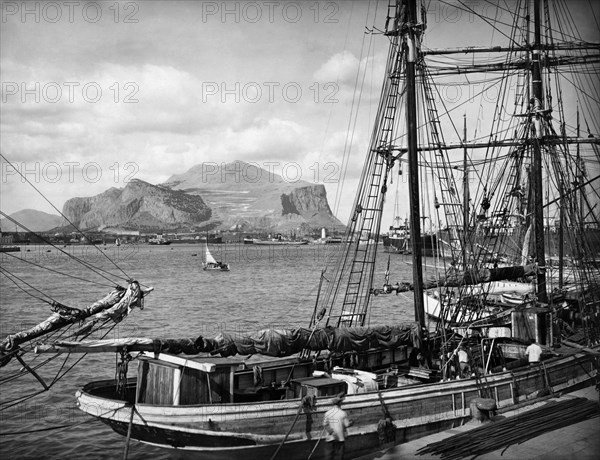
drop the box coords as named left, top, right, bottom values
left=136, top=354, right=243, bottom=405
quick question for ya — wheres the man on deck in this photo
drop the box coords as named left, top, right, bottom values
left=457, top=346, right=471, bottom=377
left=525, top=339, right=543, bottom=365
left=323, top=394, right=352, bottom=460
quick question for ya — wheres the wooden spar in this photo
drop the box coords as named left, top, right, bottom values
left=562, top=340, right=600, bottom=356
left=405, top=0, right=425, bottom=331
left=577, top=109, right=583, bottom=231
left=423, top=54, right=600, bottom=76
left=16, top=354, right=49, bottom=390
left=422, top=42, right=600, bottom=55
left=385, top=137, right=599, bottom=153
left=35, top=338, right=156, bottom=354
left=532, top=0, right=548, bottom=303
left=558, top=179, right=564, bottom=288
left=462, top=114, right=469, bottom=270
left=309, top=269, right=326, bottom=327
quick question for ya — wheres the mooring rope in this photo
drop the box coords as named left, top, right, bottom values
left=122, top=402, right=136, bottom=460
left=306, top=428, right=326, bottom=460
left=269, top=400, right=308, bottom=460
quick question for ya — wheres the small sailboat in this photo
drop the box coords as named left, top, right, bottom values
left=202, top=242, right=230, bottom=271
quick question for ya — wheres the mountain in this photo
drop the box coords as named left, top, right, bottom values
left=61, top=179, right=211, bottom=232
left=163, top=161, right=344, bottom=231
left=9, top=162, right=344, bottom=234
left=0, top=209, right=63, bottom=232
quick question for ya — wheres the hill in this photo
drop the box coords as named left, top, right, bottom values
left=0, top=209, right=63, bottom=232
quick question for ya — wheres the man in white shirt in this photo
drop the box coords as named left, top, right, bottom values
left=525, top=339, right=543, bottom=365
left=323, top=395, right=352, bottom=460
left=457, top=346, right=470, bottom=377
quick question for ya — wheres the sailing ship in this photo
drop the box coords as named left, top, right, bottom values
left=383, top=215, right=438, bottom=255
left=1, top=1, right=599, bottom=459
left=252, top=233, right=309, bottom=246
left=252, top=239, right=309, bottom=246
left=383, top=183, right=438, bottom=254
left=202, top=242, right=230, bottom=271
left=383, top=213, right=410, bottom=253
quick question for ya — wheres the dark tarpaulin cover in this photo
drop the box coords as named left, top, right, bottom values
left=35, top=324, right=419, bottom=358
left=178, top=323, right=419, bottom=358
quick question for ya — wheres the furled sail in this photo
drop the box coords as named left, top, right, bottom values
left=391, top=264, right=537, bottom=292
left=440, top=264, right=537, bottom=287
left=521, top=224, right=532, bottom=265
left=0, top=282, right=151, bottom=366
left=35, top=323, right=419, bottom=358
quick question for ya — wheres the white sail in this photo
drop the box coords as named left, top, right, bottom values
left=204, top=244, right=217, bottom=265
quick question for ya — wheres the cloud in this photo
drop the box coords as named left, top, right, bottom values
left=229, top=118, right=308, bottom=157
left=314, top=50, right=360, bottom=86
left=0, top=1, right=385, bottom=221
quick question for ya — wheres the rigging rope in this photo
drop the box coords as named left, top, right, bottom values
left=332, top=1, right=374, bottom=216
left=0, top=318, right=124, bottom=410
left=0, top=153, right=132, bottom=282
left=0, top=267, right=57, bottom=305
left=1, top=251, right=115, bottom=288
left=0, top=211, right=126, bottom=287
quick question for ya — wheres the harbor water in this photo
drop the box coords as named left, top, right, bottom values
left=0, top=243, right=425, bottom=459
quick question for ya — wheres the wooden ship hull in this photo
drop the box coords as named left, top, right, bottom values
left=424, top=280, right=536, bottom=326
left=0, top=246, right=20, bottom=253
left=203, top=263, right=230, bottom=271
left=76, top=347, right=597, bottom=459
left=252, top=240, right=309, bottom=246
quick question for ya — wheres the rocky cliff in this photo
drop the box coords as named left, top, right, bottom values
left=164, top=161, right=343, bottom=231
left=62, top=179, right=211, bottom=231
left=280, top=185, right=339, bottom=227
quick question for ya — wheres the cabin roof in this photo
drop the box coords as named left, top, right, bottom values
left=291, top=377, right=345, bottom=388
left=141, top=353, right=244, bottom=373
left=188, top=356, right=246, bottom=367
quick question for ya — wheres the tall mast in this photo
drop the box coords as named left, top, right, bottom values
left=405, top=0, right=425, bottom=328
left=576, top=109, right=583, bottom=233
left=531, top=0, right=548, bottom=302
left=558, top=179, right=564, bottom=289
left=463, top=114, right=469, bottom=269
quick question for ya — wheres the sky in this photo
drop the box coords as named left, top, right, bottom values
left=1, top=0, right=599, bottom=229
